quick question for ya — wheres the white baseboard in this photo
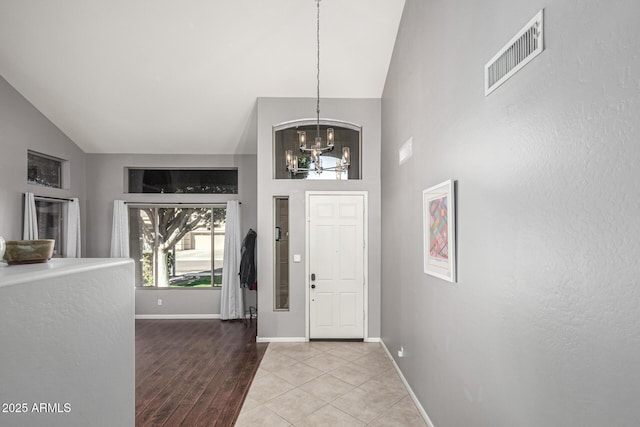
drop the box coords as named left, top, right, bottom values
left=135, top=314, right=220, bottom=319
left=254, top=337, right=379, bottom=343
left=380, top=340, right=435, bottom=427
left=135, top=313, right=255, bottom=320
left=256, top=337, right=307, bottom=343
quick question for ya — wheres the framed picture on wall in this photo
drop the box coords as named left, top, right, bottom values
left=423, top=179, right=456, bottom=282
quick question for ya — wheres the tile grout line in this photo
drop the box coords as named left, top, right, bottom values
left=239, top=342, right=420, bottom=426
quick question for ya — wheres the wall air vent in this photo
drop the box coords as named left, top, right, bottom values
left=485, top=10, right=544, bottom=96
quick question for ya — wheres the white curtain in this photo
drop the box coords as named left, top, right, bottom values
left=64, top=198, right=82, bottom=258
left=110, top=200, right=129, bottom=258
left=23, top=192, right=38, bottom=240
left=220, top=200, right=243, bottom=320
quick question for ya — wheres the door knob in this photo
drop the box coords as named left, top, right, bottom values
left=311, top=284, right=316, bottom=289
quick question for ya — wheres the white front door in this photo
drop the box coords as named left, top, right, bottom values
left=308, top=194, right=365, bottom=339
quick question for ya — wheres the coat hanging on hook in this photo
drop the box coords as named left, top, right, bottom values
left=240, top=228, right=257, bottom=290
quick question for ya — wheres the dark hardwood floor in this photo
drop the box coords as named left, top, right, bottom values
left=135, top=319, right=267, bottom=427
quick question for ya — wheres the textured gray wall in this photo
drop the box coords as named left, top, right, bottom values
left=0, top=76, right=86, bottom=245
left=0, top=259, right=135, bottom=427
left=381, top=1, right=640, bottom=426
left=84, top=153, right=257, bottom=316
left=256, top=97, right=382, bottom=339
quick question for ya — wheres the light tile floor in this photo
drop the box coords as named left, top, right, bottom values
left=235, top=342, right=427, bottom=427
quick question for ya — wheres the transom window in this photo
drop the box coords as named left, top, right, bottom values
left=129, top=206, right=226, bottom=288
left=28, top=151, right=63, bottom=188
left=127, top=168, right=238, bottom=194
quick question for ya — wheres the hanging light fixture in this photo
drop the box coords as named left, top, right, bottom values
left=286, top=0, right=350, bottom=178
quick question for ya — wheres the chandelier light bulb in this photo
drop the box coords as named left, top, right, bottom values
left=342, top=147, right=351, bottom=166
left=298, top=131, right=307, bottom=149
left=285, top=150, right=293, bottom=168
left=327, top=128, right=335, bottom=147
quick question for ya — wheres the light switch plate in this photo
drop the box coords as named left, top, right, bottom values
left=293, top=254, right=301, bottom=263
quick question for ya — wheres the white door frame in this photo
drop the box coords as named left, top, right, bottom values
left=305, top=190, right=368, bottom=341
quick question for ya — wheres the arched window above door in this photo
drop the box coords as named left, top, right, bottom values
left=273, top=119, right=362, bottom=180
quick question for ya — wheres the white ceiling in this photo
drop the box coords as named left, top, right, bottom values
left=0, top=0, right=405, bottom=155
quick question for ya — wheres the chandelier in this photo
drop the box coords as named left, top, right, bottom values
left=285, top=0, right=351, bottom=177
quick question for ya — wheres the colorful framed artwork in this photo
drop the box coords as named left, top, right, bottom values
left=423, top=180, right=456, bottom=282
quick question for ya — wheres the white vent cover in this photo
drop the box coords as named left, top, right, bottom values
left=485, top=10, right=544, bottom=95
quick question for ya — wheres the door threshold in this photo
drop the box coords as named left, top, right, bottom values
left=309, top=338, right=364, bottom=342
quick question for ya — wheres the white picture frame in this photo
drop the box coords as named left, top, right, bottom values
left=423, top=180, right=456, bottom=282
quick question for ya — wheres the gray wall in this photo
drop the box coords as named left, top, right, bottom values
left=381, top=1, right=640, bottom=426
left=256, top=97, right=382, bottom=339
left=85, top=153, right=257, bottom=316
left=0, top=75, right=86, bottom=244
left=0, top=72, right=258, bottom=317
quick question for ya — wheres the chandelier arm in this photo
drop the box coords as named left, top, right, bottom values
left=299, top=145, right=333, bottom=154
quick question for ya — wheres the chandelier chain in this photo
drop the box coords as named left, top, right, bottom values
left=316, top=0, right=321, bottom=138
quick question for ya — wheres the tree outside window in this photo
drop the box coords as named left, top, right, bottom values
left=129, top=206, right=226, bottom=287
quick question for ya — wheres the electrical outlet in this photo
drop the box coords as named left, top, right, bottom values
left=397, top=346, right=404, bottom=358
left=157, top=299, right=163, bottom=306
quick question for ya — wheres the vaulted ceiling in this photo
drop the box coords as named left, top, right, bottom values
left=0, top=0, right=405, bottom=154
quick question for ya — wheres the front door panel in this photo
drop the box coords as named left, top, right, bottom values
left=309, top=194, right=364, bottom=339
